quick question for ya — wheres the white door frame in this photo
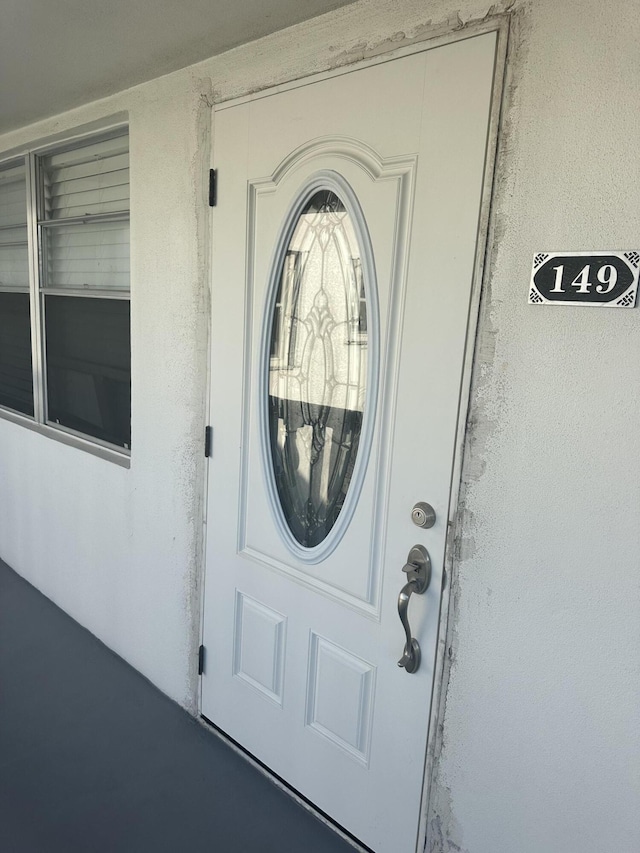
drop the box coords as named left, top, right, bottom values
left=198, top=16, right=510, bottom=853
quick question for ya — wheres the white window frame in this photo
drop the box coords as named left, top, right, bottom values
left=0, top=121, right=131, bottom=467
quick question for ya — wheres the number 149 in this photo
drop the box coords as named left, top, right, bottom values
left=551, top=263, right=617, bottom=294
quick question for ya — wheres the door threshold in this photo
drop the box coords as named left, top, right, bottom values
left=199, top=714, right=372, bottom=853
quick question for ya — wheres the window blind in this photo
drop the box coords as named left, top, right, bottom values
left=0, top=163, right=27, bottom=226
left=44, top=220, right=130, bottom=290
left=0, top=162, right=29, bottom=289
left=40, top=132, right=130, bottom=292
left=41, top=134, right=129, bottom=220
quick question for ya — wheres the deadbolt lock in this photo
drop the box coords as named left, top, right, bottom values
left=411, top=502, right=436, bottom=529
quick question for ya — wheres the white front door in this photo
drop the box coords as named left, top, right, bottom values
left=202, top=32, right=497, bottom=853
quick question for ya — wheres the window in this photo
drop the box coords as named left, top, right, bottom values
left=0, top=127, right=130, bottom=455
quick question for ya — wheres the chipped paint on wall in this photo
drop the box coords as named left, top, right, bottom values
left=429, top=783, right=469, bottom=853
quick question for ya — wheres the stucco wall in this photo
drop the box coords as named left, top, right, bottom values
left=0, top=74, right=212, bottom=710
left=0, top=1, right=638, bottom=851
left=428, top=3, right=640, bottom=852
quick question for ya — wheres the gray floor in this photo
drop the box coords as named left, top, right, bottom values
left=0, top=560, right=354, bottom=853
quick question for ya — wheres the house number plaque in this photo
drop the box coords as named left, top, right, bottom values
left=529, top=251, right=639, bottom=307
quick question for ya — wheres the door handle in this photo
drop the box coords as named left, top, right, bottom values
left=397, top=545, right=431, bottom=674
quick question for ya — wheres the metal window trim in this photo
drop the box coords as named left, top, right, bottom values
left=0, top=114, right=129, bottom=165
left=0, top=405, right=131, bottom=467
left=31, top=123, right=129, bottom=159
left=0, top=223, right=29, bottom=232
left=0, top=155, right=28, bottom=172
left=44, top=418, right=131, bottom=455
left=26, top=152, right=45, bottom=423
left=0, top=399, right=35, bottom=421
left=0, top=285, right=30, bottom=294
left=37, top=211, right=130, bottom=228
left=42, top=288, right=130, bottom=300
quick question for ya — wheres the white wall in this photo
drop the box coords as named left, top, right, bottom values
left=0, top=72, right=212, bottom=710
left=428, top=2, right=640, bottom=852
left=0, top=1, right=638, bottom=851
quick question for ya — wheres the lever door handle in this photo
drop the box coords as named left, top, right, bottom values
left=397, top=545, right=431, bottom=674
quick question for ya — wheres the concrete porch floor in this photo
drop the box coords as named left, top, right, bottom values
left=0, top=560, right=355, bottom=852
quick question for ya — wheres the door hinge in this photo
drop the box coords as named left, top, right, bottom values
left=198, top=644, right=205, bottom=676
left=208, top=168, right=217, bottom=207
left=205, top=425, right=213, bottom=457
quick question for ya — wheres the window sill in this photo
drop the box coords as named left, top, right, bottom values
left=0, top=407, right=131, bottom=468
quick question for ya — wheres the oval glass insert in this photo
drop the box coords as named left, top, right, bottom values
left=268, top=189, right=369, bottom=548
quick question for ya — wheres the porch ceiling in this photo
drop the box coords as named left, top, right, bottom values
left=0, top=0, right=355, bottom=135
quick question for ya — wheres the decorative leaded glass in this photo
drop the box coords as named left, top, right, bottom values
left=268, top=189, right=368, bottom=548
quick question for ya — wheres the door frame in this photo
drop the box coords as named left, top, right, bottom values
left=198, top=15, right=510, bottom=853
